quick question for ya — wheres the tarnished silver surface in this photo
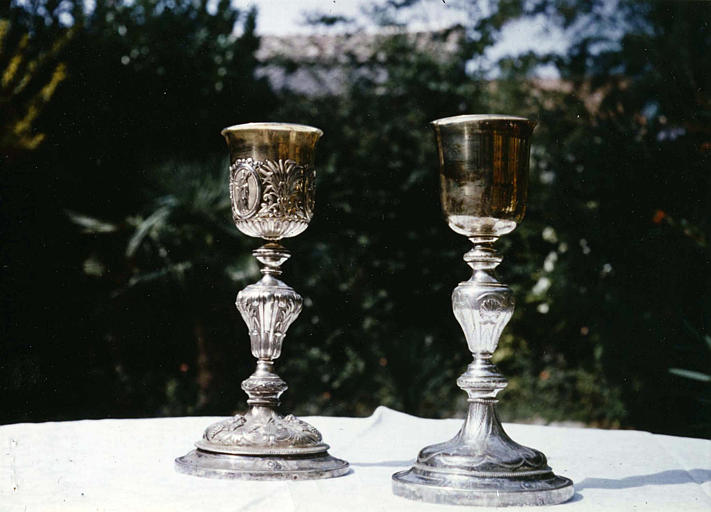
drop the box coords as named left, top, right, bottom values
left=229, top=158, right=315, bottom=239
left=392, top=115, right=574, bottom=506
left=175, top=122, right=349, bottom=480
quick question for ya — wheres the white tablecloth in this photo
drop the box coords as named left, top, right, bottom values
left=1, top=406, right=710, bottom=511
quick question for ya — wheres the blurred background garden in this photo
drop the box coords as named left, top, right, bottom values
left=1, top=0, right=709, bottom=438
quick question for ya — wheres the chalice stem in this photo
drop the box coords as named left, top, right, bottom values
left=237, top=243, right=299, bottom=413
left=454, top=239, right=515, bottom=445
left=454, top=238, right=511, bottom=402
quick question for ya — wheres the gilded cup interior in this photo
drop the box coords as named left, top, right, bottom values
left=431, top=115, right=536, bottom=238
left=222, top=122, right=322, bottom=166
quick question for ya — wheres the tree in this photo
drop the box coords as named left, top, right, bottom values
left=0, top=0, right=273, bottom=421
left=489, top=0, right=711, bottom=434
left=0, top=17, right=72, bottom=160
left=255, top=0, right=711, bottom=436
left=3, top=0, right=708, bottom=437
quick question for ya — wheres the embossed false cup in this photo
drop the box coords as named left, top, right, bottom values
left=222, top=122, right=322, bottom=240
left=392, top=115, right=574, bottom=507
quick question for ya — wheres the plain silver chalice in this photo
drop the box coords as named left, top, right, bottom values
left=392, top=115, right=574, bottom=506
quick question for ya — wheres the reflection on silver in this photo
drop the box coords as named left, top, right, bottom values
left=392, top=115, right=574, bottom=506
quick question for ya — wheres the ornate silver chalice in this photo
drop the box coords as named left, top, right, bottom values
left=392, top=115, right=574, bottom=506
left=175, top=123, right=349, bottom=480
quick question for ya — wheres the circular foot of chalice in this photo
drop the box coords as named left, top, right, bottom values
left=175, top=411, right=349, bottom=480
left=392, top=404, right=574, bottom=506
left=392, top=468, right=574, bottom=507
left=175, top=450, right=350, bottom=481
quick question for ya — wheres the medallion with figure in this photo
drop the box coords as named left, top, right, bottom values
left=230, top=159, right=262, bottom=220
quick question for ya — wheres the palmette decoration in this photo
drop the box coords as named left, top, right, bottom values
left=175, top=123, right=349, bottom=480
left=392, top=115, right=574, bottom=506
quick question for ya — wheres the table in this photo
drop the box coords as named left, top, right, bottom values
left=1, top=406, right=710, bottom=511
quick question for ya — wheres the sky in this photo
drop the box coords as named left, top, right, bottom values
left=234, top=0, right=569, bottom=74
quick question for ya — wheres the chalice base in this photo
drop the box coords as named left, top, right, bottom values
left=392, top=466, right=573, bottom=507
left=175, top=449, right=350, bottom=481
left=392, top=403, right=574, bottom=506
left=175, top=410, right=349, bottom=480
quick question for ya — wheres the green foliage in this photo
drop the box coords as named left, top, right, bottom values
left=0, top=0, right=271, bottom=420
left=270, top=27, right=487, bottom=417
left=68, top=158, right=257, bottom=415
left=1, top=0, right=709, bottom=437
left=260, top=12, right=625, bottom=425
left=0, top=18, right=72, bottom=158
left=489, top=0, right=711, bottom=434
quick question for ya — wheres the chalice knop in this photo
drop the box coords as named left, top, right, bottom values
left=392, top=115, right=574, bottom=506
left=175, top=123, right=349, bottom=480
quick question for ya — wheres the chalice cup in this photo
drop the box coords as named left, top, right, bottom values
left=175, top=123, right=349, bottom=480
left=392, top=115, right=574, bottom=506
